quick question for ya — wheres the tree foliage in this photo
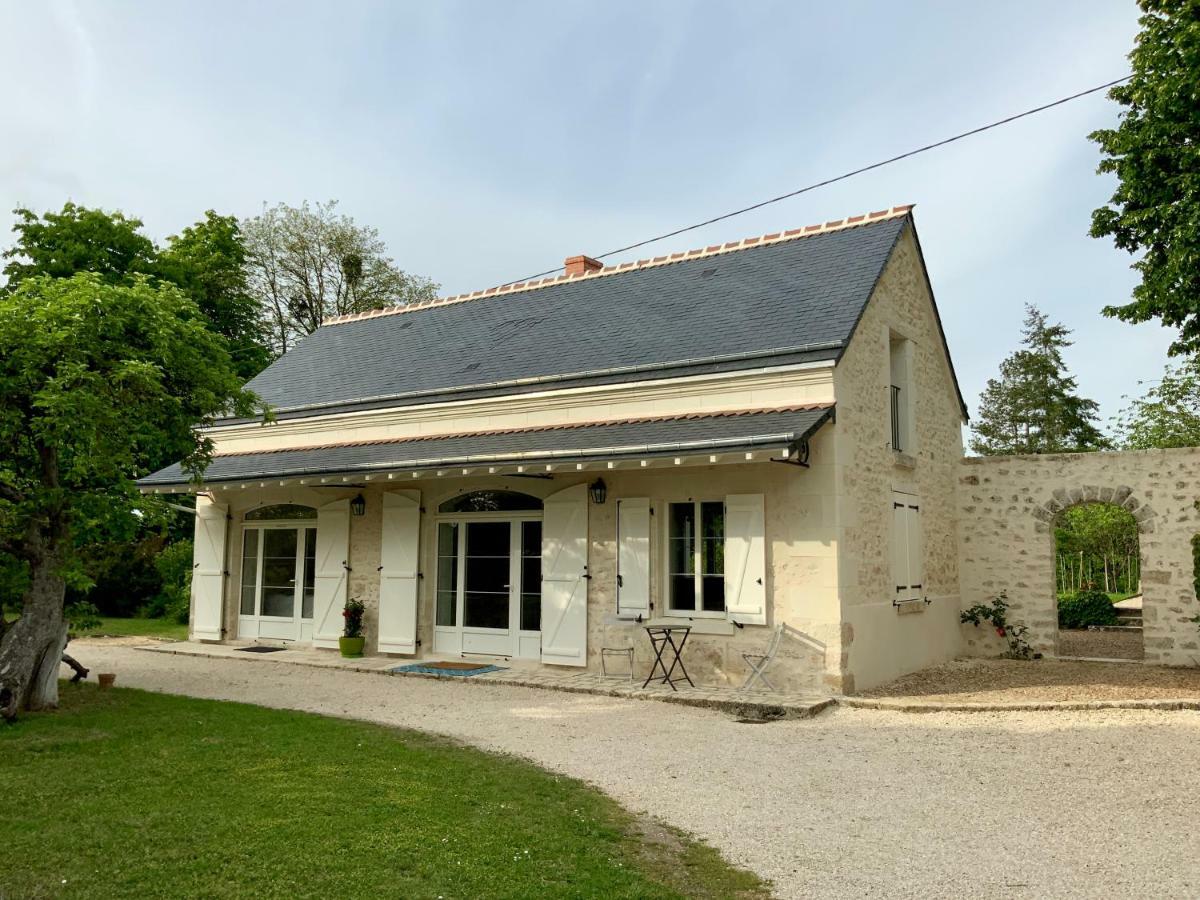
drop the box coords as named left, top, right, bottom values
left=2, top=202, right=274, bottom=380
left=1090, top=1, right=1200, bottom=355
left=1112, top=356, right=1200, bottom=449
left=0, top=274, right=259, bottom=719
left=158, top=211, right=273, bottom=379
left=1054, top=502, right=1140, bottom=595
left=970, top=305, right=1109, bottom=455
left=1, top=203, right=156, bottom=289
left=243, top=200, right=438, bottom=353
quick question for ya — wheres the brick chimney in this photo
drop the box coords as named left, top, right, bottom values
left=564, top=254, right=604, bottom=277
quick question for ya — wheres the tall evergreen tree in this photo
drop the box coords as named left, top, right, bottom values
left=970, top=305, right=1109, bottom=455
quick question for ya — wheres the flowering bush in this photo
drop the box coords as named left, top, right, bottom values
left=342, top=598, right=365, bottom=639
left=960, top=591, right=1038, bottom=660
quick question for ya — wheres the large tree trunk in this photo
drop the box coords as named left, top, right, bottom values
left=0, top=550, right=68, bottom=721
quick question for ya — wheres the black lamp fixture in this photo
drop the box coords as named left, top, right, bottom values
left=588, top=478, right=607, bottom=505
left=350, top=493, right=367, bottom=516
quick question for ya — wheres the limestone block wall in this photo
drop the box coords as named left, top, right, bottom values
left=957, top=448, right=1200, bottom=665
left=830, top=226, right=967, bottom=692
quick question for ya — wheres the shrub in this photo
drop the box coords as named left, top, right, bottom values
left=139, top=540, right=193, bottom=624
left=1057, top=588, right=1117, bottom=630
left=960, top=591, right=1038, bottom=660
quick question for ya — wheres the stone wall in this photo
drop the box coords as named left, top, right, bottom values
left=957, top=448, right=1200, bottom=665
left=830, top=225, right=968, bottom=692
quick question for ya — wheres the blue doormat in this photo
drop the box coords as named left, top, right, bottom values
left=392, top=662, right=506, bottom=677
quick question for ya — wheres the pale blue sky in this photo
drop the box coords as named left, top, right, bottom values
left=0, top=1, right=1168, bottom=431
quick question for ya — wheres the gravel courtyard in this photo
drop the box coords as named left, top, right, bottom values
left=68, top=643, right=1200, bottom=899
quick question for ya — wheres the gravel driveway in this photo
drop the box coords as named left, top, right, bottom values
left=69, top=644, right=1200, bottom=899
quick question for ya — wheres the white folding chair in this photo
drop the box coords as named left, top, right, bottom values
left=741, top=623, right=786, bottom=691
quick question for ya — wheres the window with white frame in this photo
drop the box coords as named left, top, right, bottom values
left=891, top=491, right=924, bottom=603
left=667, top=500, right=726, bottom=616
left=889, top=333, right=914, bottom=453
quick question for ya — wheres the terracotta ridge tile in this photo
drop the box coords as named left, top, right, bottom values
left=322, top=205, right=914, bottom=326
left=214, top=403, right=834, bottom=458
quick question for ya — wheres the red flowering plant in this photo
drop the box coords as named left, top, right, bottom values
left=960, top=591, right=1038, bottom=660
left=342, top=598, right=365, bottom=639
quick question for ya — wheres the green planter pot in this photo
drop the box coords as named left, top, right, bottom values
left=338, top=636, right=365, bottom=658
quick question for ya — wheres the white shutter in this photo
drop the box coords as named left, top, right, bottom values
left=540, top=483, right=589, bottom=666
left=377, top=490, right=421, bottom=654
left=906, top=502, right=923, bottom=602
left=312, top=498, right=351, bottom=648
left=724, top=493, right=767, bottom=625
left=616, top=498, right=650, bottom=619
left=891, top=493, right=909, bottom=600
left=191, top=496, right=228, bottom=641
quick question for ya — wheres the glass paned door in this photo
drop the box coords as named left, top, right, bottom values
left=434, top=515, right=543, bottom=659
left=261, top=529, right=299, bottom=618
left=238, top=525, right=316, bottom=641
left=464, top=522, right=511, bottom=630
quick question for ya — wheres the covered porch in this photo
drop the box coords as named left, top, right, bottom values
left=139, top=405, right=840, bottom=691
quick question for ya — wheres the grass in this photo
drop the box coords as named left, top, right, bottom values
left=0, top=685, right=767, bottom=899
left=75, top=616, right=188, bottom=641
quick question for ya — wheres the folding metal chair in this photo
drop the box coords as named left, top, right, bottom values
left=741, top=623, right=786, bottom=691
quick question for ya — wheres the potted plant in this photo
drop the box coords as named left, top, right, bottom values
left=339, top=598, right=366, bottom=658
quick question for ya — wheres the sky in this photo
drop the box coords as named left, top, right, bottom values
left=0, top=1, right=1171, bottom=435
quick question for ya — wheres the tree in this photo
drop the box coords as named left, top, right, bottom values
left=1, top=202, right=156, bottom=290
left=0, top=273, right=258, bottom=720
left=242, top=200, right=438, bottom=353
left=1054, top=503, right=1140, bottom=596
left=1113, top=356, right=1200, bottom=449
left=158, top=211, right=273, bottom=379
left=970, top=305, right=1109, bottom=455
left=1090, top=1, right=1200, bottom=356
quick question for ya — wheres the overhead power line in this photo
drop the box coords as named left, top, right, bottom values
left=502, top=74, right=1132, bottom=287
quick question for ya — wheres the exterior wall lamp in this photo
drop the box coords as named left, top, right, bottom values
left=350, top=493, right=367, bottom=516
left=588, top=478, right=607, bottom=505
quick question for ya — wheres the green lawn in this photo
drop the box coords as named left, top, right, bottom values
left=76, top=616, right=188, bottom=641
left=0, top=685, right=766, bottom=899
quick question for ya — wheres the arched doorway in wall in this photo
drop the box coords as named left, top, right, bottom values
left=1053, top=501, right=1142, bottom=660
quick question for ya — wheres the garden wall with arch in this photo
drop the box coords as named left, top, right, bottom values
left=957, top=447, right=1200, bottom=666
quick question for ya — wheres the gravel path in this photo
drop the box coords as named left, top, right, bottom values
left=70, top=643, right=1200, bottom=899
left=1057, top=629, right=1143, bottom=661
left=862, top=657, right=1200, bottom=703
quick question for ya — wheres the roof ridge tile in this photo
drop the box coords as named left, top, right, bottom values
left=323, top=205, right=912, bottom=327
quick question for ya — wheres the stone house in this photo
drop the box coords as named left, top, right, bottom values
left=140, top=205, right=973, bottom=693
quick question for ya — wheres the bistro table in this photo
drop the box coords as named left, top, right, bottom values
left=642, top=624, right=694, bottom=690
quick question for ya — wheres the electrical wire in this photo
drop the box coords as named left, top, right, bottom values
left=499, top=75, right=1133, bottom=287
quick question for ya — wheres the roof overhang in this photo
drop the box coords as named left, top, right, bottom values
left=138, top=406, right=834, bottom=494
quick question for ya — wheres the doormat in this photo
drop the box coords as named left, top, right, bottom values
left=391, top=662, right=506, bottom=677
left=237, top=646, right=286, bottom=654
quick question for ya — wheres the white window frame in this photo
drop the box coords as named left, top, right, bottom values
left=238, top=520, right=317, bottom=622
left=889, top=332, right=915, bottom=455
left=663, top=499, right=727, bottom=619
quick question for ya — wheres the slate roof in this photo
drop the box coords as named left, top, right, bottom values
left=234, top=210, right=913, bottom=421
left=139, top=406, right=834, bottom=488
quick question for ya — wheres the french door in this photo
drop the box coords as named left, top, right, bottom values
left=238, top=525, right=317, bottom=642
left=433, top=517, right=542, bottom=659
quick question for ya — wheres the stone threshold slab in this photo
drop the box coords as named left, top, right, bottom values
left=136, top=641, right=834, bottom=721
